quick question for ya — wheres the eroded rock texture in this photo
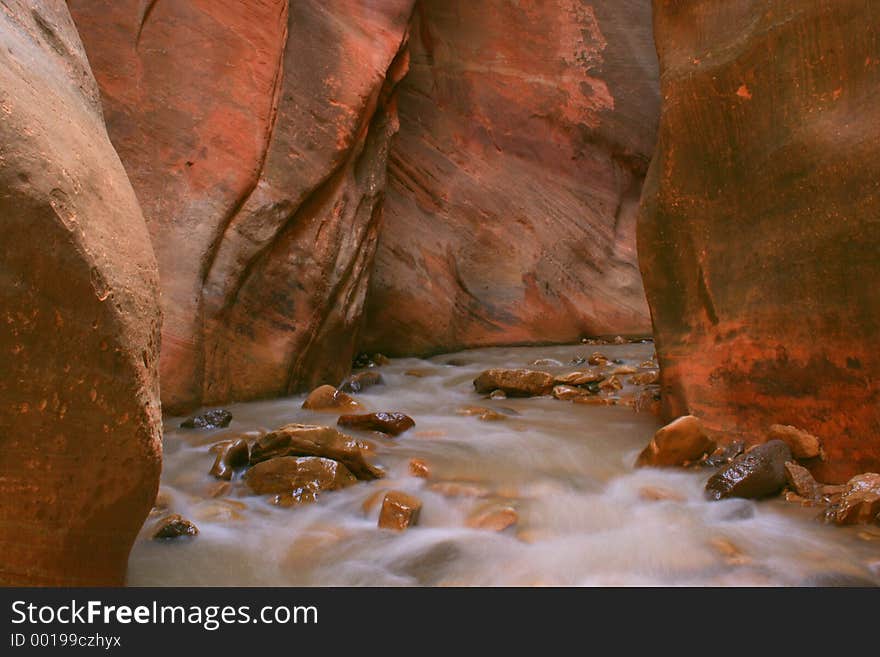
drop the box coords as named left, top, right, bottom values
left=69, top=0, right=416, bottom=411
left=640, top=0, right=880, bottom=482
left=360, top=0, right=659, bottom=355
left=0, top=0, right=162, bottom=584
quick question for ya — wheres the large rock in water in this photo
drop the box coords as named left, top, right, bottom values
left=68, top=0, right=417, bottom=412
left=359, top=0, right=658, bottom=355
left=639, top=0, right=880, bottom=482
left=0, top=1, right=162, bottom=584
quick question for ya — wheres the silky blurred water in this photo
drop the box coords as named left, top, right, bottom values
left=128, top=343, right=880, bottom=586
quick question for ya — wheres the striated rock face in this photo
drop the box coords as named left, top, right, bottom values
left=69, top=0, right=417, bottom=412
left=0, top=1, right=162, bottom=584
left=639, top=0, right=880, bottom=482
left=360, top=0, right=659, bottom=356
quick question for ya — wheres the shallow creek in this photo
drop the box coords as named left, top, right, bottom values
left=130, top=343, right=880, bottom=586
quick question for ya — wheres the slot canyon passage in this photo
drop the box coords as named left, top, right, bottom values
left=0, top=0, right=878, bottom=586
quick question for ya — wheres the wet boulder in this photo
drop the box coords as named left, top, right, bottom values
left=473, top=369, right=555, bottom=397
left=703, top=441, right=745, bottom=468
left=767, top=424, right=823, bottom=460
left=831, top=473, right=880, bottom=526
left=152, top=514, right=199, bottom=540
left=337, top=412, right=415, bottom=436
left=636, top=415, right=715, bottom=468
left=587, top=352, right=608, bottom=366
left=705, top=440, right=792, bottom=500
left=209, top=439, right=250, bottom=480
left=378, top=491, right=422, bottom=530
left=244, top=456, right=357, bottom=497
left=180, top=409, right=233, bottom=429
left=338, top=371, right=384, bottom=393
left=249, top=424, right=383, bottom=480
left=302, top=385, right=364, bottom=412
left=456, top=406, right=507, bottom=422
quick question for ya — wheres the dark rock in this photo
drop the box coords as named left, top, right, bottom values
left=338, top=371, right=384, bottom=393
left=705, top=440, right=792, bottom=500
left=249, top=424, right=383, bottom=480
left=152, top=514, right=199, bottom=540
left=337, top=412, right=415, bottom=436
left=209, top=439, right=250, bottom=480
left=180, top=409, right=232, bottom=429
left=703, top=441, right=745, bottom=468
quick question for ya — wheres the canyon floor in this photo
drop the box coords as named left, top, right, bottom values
left=133, top=343, right=880, bottom=586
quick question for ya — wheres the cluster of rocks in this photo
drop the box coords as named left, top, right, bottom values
left=471, top=351, right=660, bottom=413
left=155, top=370, right=422, bottom=536
left=635, top=415, right=880, bottom=527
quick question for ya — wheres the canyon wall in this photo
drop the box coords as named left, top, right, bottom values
left=360, top=0, right=659, bottom=356
left=640, top=0, right=880, bottom=482
left=68, top=0, right=417, bottom=412
left=0, top=0, right=162, bottom=584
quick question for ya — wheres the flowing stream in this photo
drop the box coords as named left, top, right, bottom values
left=130, top=343, right=880, bottom=586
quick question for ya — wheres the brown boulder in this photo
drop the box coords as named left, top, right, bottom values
left=456, top=406, right=507, bottom=422
left=302, top=385, right=364, bottom=412
left=249, top=424, right=383, bottom=480
left=767, top=425, right=823, bottom=461
left=244, top=457, right=357, bottom=498
left=378, top=491, right=422, bottom=531
left=639, top=0, right=880, bottom=483
left=473, top=369, right=555, bottom=397
left=209, top=439, right=250, bottom=481
left=337, top=412, right=415, bottom=436
left=705, top=440, right=792, bottom=500
left=635, top=416, right=714, bottom=468
left=0, top=2, right=162, bottom=585
left=360, top=0, right=657, bottom=356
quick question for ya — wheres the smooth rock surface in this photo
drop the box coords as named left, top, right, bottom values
left=360, top=0, right=658, bottom=355
left=639, top=0, right=880, bottom=483
left=0, top=0, right=162, bottom=585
